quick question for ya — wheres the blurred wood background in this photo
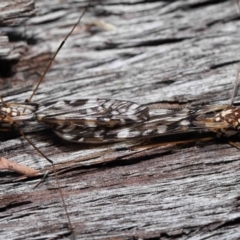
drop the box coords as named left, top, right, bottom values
left=1, top=0, right=240, bottom=239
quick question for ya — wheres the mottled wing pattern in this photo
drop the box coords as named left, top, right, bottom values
left=36, top=99, right=149, bottom=126
left=49, top=103, right=240, bottom=143
left=39, top=101, right=197, bottom=143
left=52, top=110, right=194, bottom=143
left=35, top=99, right=151, bottom=142
left=4, top=100, right=238, bottom=143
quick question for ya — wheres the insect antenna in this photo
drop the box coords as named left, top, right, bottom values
left=16, top=1, right=93, bottom=239
left=230, top=0, right=240, bottom=105
left=27, top=0, right=92, bottom=103
left=18, top=130, right=74, bottom=237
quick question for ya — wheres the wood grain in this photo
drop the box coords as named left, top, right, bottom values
left=1, top=0, right=240, bottom=239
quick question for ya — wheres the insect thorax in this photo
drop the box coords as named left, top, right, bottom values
left=0, top=103, right=37, bottom=129
left=0, top=106, right=19, bottom=125
left=214, top=107, right=240, bottom=128
left=212, top=106, right=240, bottom=136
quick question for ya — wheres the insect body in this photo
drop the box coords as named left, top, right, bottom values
left=2, top=99, right=240, bottom=143
left=193, top=105, right=240, bottom=137
left=0, top=99, right=149, bottom=141
left=2, top=1, right=240, bottom=239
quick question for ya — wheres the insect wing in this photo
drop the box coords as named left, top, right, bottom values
left=52, top=106, right=197, bottom=143
left=36, top=99, right=149, bottom=128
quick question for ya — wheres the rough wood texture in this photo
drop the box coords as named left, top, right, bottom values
left=0, top=0, right=35, bottom=91
left=0, top=0, right=35, bottom=57
left=1, top=0, right=240, bottom=239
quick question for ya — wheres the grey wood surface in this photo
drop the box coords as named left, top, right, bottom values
left=1, top=0, right=240, bottom=239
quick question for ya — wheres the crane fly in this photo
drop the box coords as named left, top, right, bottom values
left=2, top=1, right=240, bottom=240
left=2, top=95, right=240, bottom=151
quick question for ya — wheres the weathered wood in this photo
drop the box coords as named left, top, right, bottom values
left=0, top=0, right=35, bottom=26
left=1, top=0, right=240, bottom=239
left=0, top=0, right=35, bottom=92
